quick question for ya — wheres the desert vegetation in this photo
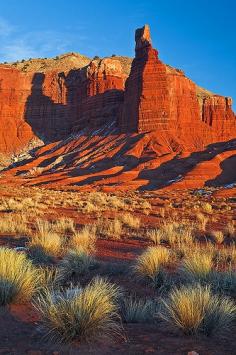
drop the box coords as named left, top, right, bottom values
left=0, top=185, right=235, bottom=352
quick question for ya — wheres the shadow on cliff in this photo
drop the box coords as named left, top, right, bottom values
left=24, top=71, right=124, bottom=145
left=205, top=154, right=236, bottom=187
left=24, top=73, right=70, bottom=143
left=138, top=139, right=236, bottom=190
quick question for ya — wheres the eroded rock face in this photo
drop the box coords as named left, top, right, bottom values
left=120, top=25, right=236, bottom=146
left=0, top=67, right=34, bottom=153
left=0, top=24, right=235, bottom=155
left=0, top=57, right=128, bottom=153
left=76, top=58, right=126, bottom=129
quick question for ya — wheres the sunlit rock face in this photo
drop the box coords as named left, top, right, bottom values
left=0, top=24, right=235, bottom=154
left=120, top=25, right=236, bottom=147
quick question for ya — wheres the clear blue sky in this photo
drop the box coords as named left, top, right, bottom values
left=0, top=0, right=235, bottom=110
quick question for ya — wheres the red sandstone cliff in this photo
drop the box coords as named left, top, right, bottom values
left=0, top=24, right=235, bottom=155
left=120, top=25, right=236, bottom=148
left=0, top=57, right=129, bottom=153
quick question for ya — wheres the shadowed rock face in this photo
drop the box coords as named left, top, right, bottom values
left=0, top=58, right=128, bottom=153
left=0, top=24, right=235, bottom=154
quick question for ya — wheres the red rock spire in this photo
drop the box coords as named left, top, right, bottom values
left=135, top=24, right=152, bottom=51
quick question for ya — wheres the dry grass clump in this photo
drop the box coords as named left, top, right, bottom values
left=133, top=246, right=170, bottom=282
left=34, top=277, right=122, bottom=343
left=69, top=226, right=96, bottom=253
left=146, top=229, right=163, bottom=245
left=121, top=296, right=157, bottom=323
left=96, top=218, right=123, bottom=240
left=158, top=221, right=195, bottom=247
left=160, top=284, right=236, bottom=336
left=57, top=250, right=96, bottom=283
left=0, top=197, right=47, bottom=215
left=77, top=192, right=128, bottom=213
left=0, top=198, right=23, bottom=212
left=211, top=230, right=224, bottom=245
left=77, top=201, right=99, bottom=213
left=201, top=202, right=213, bottom=214
left=213, top=269, right=236, bottom=295
left=196, top=213, right=208, bottom=232
left=28, top=231, right=64, bottom=258
left=107, top=195, right=126, bottom=210
left=225, top=221, right=235, bottom=239
left=0, top=213, right=29, bottom=235
left=180, top=252, right=213, bottom=284
left=119, top=213, right=140, bottom=229
left=54, top=217, right=75, bottom=234
left=35, top=219, right=52, bottom=236
left=0, top=247, right=41, bottom=305
left=216, top=245, right=236, bottom=267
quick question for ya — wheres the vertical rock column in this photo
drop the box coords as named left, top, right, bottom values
left=120, top=24, right=170, bottom=132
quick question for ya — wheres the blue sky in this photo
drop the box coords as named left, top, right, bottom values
left=0, top=0, right=235, bottom=110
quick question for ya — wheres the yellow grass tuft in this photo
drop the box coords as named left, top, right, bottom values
left=0, top=247, right=41, bottom=305
left=160, top=283, right=236, bottom=336
left=119, top=213, right=140, bottom=229
left=133, top=246, right=170, bottom=281
left=34, top=277, right=123, bottom=343
left=69, top=226, right=97, bottom=253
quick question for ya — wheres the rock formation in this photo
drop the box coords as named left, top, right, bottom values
left=0, top=24, right=235, bottom=155
left=120, top=25, right=236, bottom=147
left=0, top=57, right=129, bottom=153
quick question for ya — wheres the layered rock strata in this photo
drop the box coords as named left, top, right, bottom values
left=120, top=25, right=236, bottom=146
left=0, top=25, right=235, bottom=155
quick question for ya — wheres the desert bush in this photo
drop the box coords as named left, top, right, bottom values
left=201, top=202, right=213, bottom=214
left=159, top=284, right=236, bottom=336
left=217, top=245, right=236, bottom=266
left=225, top=221, right=235, bottom=239
left=213, top=269, right=236, bottom=295
left=0, top=198, right=23, bottom=211
left=69, top=226, right=96, bottom=253
left=152, top=268, right=174, bottom=293
left=146, top=229, right=163, bottom=245
left=0, top=247, right=41, bottom=305
left=159, top=222, right=194, bottom=247
left=119, top=213, right=140, bottom=229
left=121, top=296, right=157, bottom=323
left=54, top=217, right=75, bottom=234
left=34, top=277, right=122, bottom=343
left=0, top=197, right=46, bottom=214
left=180, top=252, right=213, bottom=284
left=88, top=192, right=107, bottom=206
left=0, top=213, right=29, bottom=235
left=78, top=201, right=98, bottom=213
left=133, top=246, right=170, bottom=282
left=159, top=208, right=165, bottom=218
left=57, top=250, right=96, bottom=283
left=107, top=195, right=126, bottom=210
left=96, top=218, right=123, bottom=240
left=28, top=232, right=64, bottom=258
left=35, top=219, right=52, bottom=236
left=211, top=230, right=224, bottom=245
left=196, top=213, right=208, bottom=232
